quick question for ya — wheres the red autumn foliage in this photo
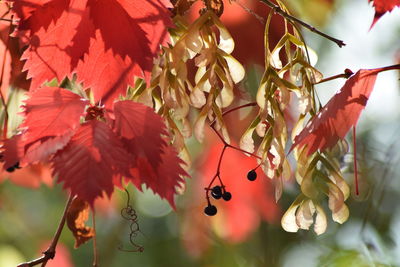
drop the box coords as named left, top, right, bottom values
left=292, top=69, right=381, bottom=156
left=0, top=3, right=30, bottom=97
left=369, top=0, right=400, bottom=27
left=10, top=0, right=172, bottom=106
left=5, top=87, right=187, bottom=207
left=21, top=87, right=88, bottom=145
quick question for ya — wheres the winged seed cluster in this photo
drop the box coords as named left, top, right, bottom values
left=133, top=3, right=350, bottom=235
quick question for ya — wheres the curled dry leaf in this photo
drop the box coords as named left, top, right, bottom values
left=66, top=197, right=95, bottom=248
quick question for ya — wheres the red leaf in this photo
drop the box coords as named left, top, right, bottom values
left=292, top=69, right=380, bottom=156
left=15, top=0, right=88, bottom=89
left=130, top=144, right=187, bottom=209
left=2, top=134, right=24, bottom=169
left=21, top=87, right=88, bottom=145
left=53, top=120, right=130, bottom=205
left=369, top=0, right=400, bottom=27
left=112, top=100, right=187, bottom=207
left=22, top=132, right=74, bottom=164
left=13, top=0, right=172, bottom=105
left=11, top=0, right=59, bottom=33
left=113, top=100, right=167, bottom=169
left=75, top=0, right=172, bottom=105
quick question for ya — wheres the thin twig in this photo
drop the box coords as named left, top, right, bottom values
left=315, top=64, right=400, bottom=85
left=205, top=145, right=228, bottom=200
left=234, top=0, right=265, bottom=24
left=205, top=101, right=262, bottom=195
left=0, top=18, right=13, bottom=22
left=210, top=102, right=257, bottom=128
left=226, top=143, right=262, bottom=159
left=209, top=102, right=261, bottom=160
left=17, top=194, right=75, bottom=267
left=314, top=70, right=353, bottom=84
left=375, top=63, right=400, bottom=73
left=258, top=0, right=346, bottom=48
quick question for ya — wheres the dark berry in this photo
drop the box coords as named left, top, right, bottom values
left=211, top=186, right=222, bottom=199
left=14, top=162, right=21, bottom=169
left=204, top=204, right=217, bottom=216
left=211, top=191, right=222, bottom=199
left=5, top=161, right=21, bottom=172
left=247, top=170, right=257, bottom=181
left=222, top=192, right=232, bottom=201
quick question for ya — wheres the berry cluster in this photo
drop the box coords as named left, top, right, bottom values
left=204, top=184, right=232, bottom=216
left=203, top=169, right=258, bottom=216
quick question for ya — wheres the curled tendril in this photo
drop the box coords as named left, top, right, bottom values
left=118, top=188, right=144, bottom=253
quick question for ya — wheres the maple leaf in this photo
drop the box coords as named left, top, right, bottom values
left=369, top=0, right=400, bottom=27
left=4, top=86, right=187, bottom=207
left=113, top=100, right=187, bottom=208
left=113, top=100, right=167, bottom=169
left=143, top=144, right=187, bottom=208
left=17, top=0, right=89, bottom=90
left=128, top=143, right=188, bottom=209
left=11, top=0, right=172, bottom=106
left=11, top=0, right=62, bottom=34
left=52, top=120, right=131, bottom=205
left=292, top=69, right=380, bottom=156
left=23, top=132, right=74, bottom=164
left=21, top=87, right=88, bottom=145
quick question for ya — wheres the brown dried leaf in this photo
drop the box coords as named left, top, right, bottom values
left=66, top=197, right=95, bottom=248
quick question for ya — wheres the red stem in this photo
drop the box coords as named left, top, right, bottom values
left=375, top=63, right=400, bottom=73
left=353, top=126, right=359, bottom=196
left=205, top=102, right=262, bottom=200
left=209, top=102, right=257, bottom=128
left=205, top=145, right=228, bottom=201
